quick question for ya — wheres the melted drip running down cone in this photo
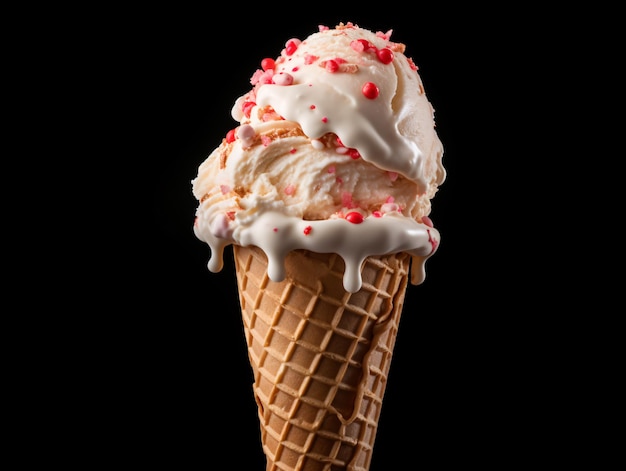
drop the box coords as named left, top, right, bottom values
left=233, top=245, right=410, bottom=471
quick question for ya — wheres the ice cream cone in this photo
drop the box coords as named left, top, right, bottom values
left=233, top=244, right=410, bottom=471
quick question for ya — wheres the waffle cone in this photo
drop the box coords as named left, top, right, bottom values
left=233, top=245, right=410, bottom=471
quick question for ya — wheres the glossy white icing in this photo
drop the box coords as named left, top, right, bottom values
left=194, top=208, right=438, bottom=293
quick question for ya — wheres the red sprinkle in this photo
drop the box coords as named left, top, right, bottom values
left=348, top=149, right=360, bottom=159
left=242, top=101, right=256, bottom=118
left=362, top=82, right=379, bottom=99
left=345, top=212, right=364, bottom=224
left=261, top=58, right=275, bottom=71
left=377, top=48, right=394, bottom=64
left=285, top=39, right=300, bottom=55
left=310, top=104, right=316, bottom=109
left=303, top=226, right=312, bottom=235
left=225, top=129, right=236, bottom=143
left=322, top=117, right=328, bottom=123
left=273, top=228, right=278, bottom=232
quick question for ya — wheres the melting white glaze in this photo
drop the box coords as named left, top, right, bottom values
left=194, top=208, right=438, bottom=293
left=254, top=25, right=441, bottom=194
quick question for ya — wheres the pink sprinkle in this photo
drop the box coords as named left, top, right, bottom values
left=272, top=72, right=293, bottom=85
left=325, top=60, right=339, bottom=72
left=250, top=69, right=266, bottom=86
left=291, top=66, right=299, bottom=72
left=303, top=226, right=312, bottom=235
left=220, top=185, right=231, bottom=195
left=422, top=215, right=434, bottom=227
left=261, top=135, right=271, bottom=146
left=372, top=211, right=382, bottom=218
left=237, top=124, right=256, bottom=147
left=304, top=54, right=318, bottom=64
left=322, top=117, right=328, bottom=123
left=350, top=39, right=367, bottom=52
left=376, top=29, right=393, bottom=41
left=388, top=171, right=398, bottom=181
left=327, top=166, right=335, bottom=173
left=273, top=228, right=278, bottom=232
left=386, top=196, right=395, bottom=203
left=342, top=192, right=353, bottom=207
left=318, top=25, right=329, bottom=32
left=284, top=184, right=296, bottom=195
left=254, top=69, right=274, bottom=85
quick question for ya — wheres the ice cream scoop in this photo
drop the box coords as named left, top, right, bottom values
left=192, top=22, right=445, bottom=292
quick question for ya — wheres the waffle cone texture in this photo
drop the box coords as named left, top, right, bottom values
left=233, top=245, right=410, bottom=471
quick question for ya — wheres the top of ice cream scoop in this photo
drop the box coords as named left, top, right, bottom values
left=192, top=23, right=445, bottom=292
left=232, top=22, right=443, bottom=195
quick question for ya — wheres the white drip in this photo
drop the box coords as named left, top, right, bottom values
left=194, top=209, right=438, bottom=293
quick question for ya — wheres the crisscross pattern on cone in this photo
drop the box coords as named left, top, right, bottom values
left=233, top=245, right=410, bottom=471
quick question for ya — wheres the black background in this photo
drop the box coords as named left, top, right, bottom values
left=57, top=5, right=561, bottom=469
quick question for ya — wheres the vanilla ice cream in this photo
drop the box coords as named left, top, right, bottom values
left=192, top=22, right=445, bottom=292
